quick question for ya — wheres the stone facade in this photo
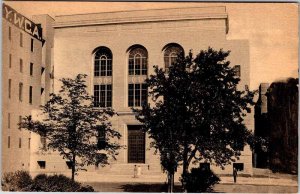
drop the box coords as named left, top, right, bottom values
left=2, top=5, right=254, bottom=180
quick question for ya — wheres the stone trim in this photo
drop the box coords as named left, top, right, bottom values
left=54, top=6, right=228, bottom=33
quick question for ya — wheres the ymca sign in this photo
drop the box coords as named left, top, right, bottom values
left=3, top=3, right=44, bottom=43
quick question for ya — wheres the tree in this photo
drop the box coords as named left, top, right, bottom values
left=20, top=74, right=121, bottom=180
left=134, top=47, right=262, bottom=190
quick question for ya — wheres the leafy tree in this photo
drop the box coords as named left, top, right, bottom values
left=134, top=47, right=262, bottom=190
left=20, top=74, right=121, bottom=180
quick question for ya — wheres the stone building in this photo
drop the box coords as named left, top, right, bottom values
left=2, top=5, right=254, bottom=181
left=254, top=79, right=298, bottom=174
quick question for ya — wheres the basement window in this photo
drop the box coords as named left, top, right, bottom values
left=37, top=161, right=46, bottom=169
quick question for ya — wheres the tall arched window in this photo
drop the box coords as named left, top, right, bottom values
left=128, top=47, right=148, bottom=75
left=163, top=43, right=184, bottom=71
left=93, top=47, right=113, bottom=108
left=94, top=47, right=112, bottom=77
left=127, top=45, right=148, bottom=107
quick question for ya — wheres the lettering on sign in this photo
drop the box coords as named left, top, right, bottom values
left=3, top=3, right=45, bottom=44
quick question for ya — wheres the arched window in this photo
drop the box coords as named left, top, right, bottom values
left=93, top=46, right=113, bottom=108
left=94, top=47, right=112, bottom=77
left=163, top=44, right=184, bottom=71
left=128, top=47, right=148, bottom=75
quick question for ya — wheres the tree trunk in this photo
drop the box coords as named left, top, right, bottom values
left=71, top=154, right=76, bottom=181
left=167, top=171, right=174, bottom=193
left=182, top=143, right=189, bottom=193
left=182, top=144, right=189, bottom=177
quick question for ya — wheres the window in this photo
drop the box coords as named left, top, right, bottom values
left=128, top=47, right=148, bottom=75
left=233, top=163, right=244, bottom=171
left=29, top=86, right=33, bottom=104
left=40, top=136, right=46, bottom=150
left=9, top=54, right=12, bottom=68
left=66, top=161, right=73, bottom=169
left=37, top=161, right=46, bottom=169
left=19, top=138, right=22, bottom=148
left=20, top=33, right=23, bottom=47
left=8, top=26, right=11, bottom=40
left=8, top=113, right=10, bottom=129
left=128, top=125, right=145, bottom=163
left=94, top=47, right=112, bottom=77
left=94, top=84, right=112, bottom=107
left=8, top=136, right=10, bottom=148
left=8, top=79, right=11, bottom=99
left=97, top=125, right=106, bottom=149
left=41, top=67, right=45, bottom=75
left=28, top=138, right=31, bottom=149
left=233, top=65, right=241, bottom=77
left=30, top=63, right=33, bottom=76
left=163, top=44, right=184, bottom=71
left=200, top=163, right=210, bottom=171
left=19, top=59, right=23, bottom=73
left=128, top=84, right=147, bottom=107
left=41, top=88, right=44, bottom=95
left=31, top=38, right=34, bottom=52
left=19, top=83, right=23, bottom=101
left=19, top=116, right=22, bottom=130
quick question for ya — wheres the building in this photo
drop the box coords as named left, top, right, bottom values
left=1, top=3, right=53, bottom=174
left=2, top=5, right=254, bottom=181
left=254, top=79, right=298, bottom=174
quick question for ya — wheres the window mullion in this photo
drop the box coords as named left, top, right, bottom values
left=105, top=85, right=107, bottom=107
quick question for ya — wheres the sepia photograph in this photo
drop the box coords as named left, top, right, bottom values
left=1, top=1, right=298, bottom=193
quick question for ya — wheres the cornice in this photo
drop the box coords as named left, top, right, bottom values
left=53, top=6, right=229, bottom=32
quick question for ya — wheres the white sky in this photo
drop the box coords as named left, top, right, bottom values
left=4, top=1, right=299, bottom=90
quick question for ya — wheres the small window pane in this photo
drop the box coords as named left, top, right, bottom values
left=29, top=86, right=33, bottom=104
left=30, top=63, right=33, bottom=76
left=8, top=136, right=10, bottom=148
left=19, top=83, right=23, bottom=102
left=20, top=33, right=23, bottom=47
left=19, top=138, right=22, bottom=148
left=9, top=54, right=12, bottom=68
left=8, top=26, right=11, bottom=40
left=8, top=113, right=11, bottom=129
left=8, top=79, right=11, bottom=99
left=128, top=84, right=134, bottom=107
left=20, top=59, right=23, bottom=73
left=31, top=38, right=34, bottom=52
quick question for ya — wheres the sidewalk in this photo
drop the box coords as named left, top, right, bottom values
left=219, top=176, right=298, bottom=187
left=79, top=173, right=298, bottom=187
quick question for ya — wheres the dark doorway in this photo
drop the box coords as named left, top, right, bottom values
left=128, top=125, right=145, bottom=163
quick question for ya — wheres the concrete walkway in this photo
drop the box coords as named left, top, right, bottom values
left=219, top=176, right=298, bottom=186
left=79, top=174, right=298, bottom=187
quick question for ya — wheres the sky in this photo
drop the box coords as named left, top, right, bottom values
left=4, top=1, right=299, bottom=90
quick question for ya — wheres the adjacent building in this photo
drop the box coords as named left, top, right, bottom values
left=254, top=79, right=298, bottom=174
left=2, top=4, right=254, bottom=181
left=2, top=3, right=53, bottom=174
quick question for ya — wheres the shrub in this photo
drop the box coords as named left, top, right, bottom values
left=78, top=185, right=95, bottom=192
left=29, top=174, right=93, bottom=192
left=2, top=171, right=33, bottom=191
left=181, top=168, right=220, bottom=192
left=2, top=171, right=94, bottom=192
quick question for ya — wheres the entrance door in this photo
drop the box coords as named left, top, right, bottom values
left=128, top=125, right=145, bottom=163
